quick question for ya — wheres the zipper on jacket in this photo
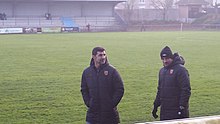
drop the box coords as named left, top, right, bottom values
left=162, top=68, right=167, bottom=87
left=96, top=69, right=101, bottom=123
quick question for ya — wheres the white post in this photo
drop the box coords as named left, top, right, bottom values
left=180, top=23, right=183, bottom=32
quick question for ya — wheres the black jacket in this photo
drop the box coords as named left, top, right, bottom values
left=154, top=53, right=191, bottom=120
left=81, top=58, right=124, bottom=124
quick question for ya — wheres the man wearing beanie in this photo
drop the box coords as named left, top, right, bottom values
left=152, top=46, right=191, bottom=121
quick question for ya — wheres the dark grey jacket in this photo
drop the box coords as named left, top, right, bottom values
left=154, top=53, right=191, bottom=120
left=81, top=58, right=124, bottom=124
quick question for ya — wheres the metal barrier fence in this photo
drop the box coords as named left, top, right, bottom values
left=127, top=24, right=220, bottom=32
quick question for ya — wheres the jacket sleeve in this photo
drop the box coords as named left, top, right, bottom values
left=112, top=69, right=124, bottom=107
left=177, top=67, right=191, bottom=107
left=81, top=70, right=90, bottom=107
left=154, top=71, right=161, bottom=108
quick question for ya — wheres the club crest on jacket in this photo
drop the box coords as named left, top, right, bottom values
left=104, top=71, right=108, bottom=76
left=170, top=69, right=174, bottom=74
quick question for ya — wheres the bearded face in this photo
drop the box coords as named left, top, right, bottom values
left=93, top=51, right=107, bottom=66
left=161, top=57, right=173, bottom=67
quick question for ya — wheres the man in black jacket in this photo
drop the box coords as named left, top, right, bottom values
left=152, top=46, right=191, bottom=121
left=81, top=47, right=124, bottom=124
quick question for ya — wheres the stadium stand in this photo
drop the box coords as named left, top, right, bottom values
left=61, top=17, right=78, bottom=27
left=0, top=16, right=62, bottom=27
left=0, top=16, right=125, bottom=32
left=72, top=16, right=122, bottom=31
left=0, top=0, right=127, bottom=32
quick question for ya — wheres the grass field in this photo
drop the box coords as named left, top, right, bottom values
left=0, top=31, right=220, bottom=124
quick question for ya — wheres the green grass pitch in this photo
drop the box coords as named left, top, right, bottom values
left=0, top=32, right=220, bottom=124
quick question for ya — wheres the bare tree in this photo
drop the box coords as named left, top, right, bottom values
left=214, top=1, right=220, bottom=15
left=150, top=0, right=174, bottom=20
left=123, top=0, right=137, bottom=23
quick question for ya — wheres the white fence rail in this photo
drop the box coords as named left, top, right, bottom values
left=136, top=115, right=220, bottom=124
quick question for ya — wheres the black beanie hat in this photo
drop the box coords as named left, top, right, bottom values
left=160, top=46, right=173, bottom=58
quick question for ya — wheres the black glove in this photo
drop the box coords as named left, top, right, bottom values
left=178, top=106, right=185, bottom=117
left=152, top=106, right=158, bottom=119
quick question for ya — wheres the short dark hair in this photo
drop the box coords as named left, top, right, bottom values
left=92, top=47, right=105, bottom=55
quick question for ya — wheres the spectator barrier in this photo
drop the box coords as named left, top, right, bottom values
left=136, top=115, right=220, bottom=124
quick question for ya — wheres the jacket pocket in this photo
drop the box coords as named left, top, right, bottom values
left=88, top=98, right=96, bottom=112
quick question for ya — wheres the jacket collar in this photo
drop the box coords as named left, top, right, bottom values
left=164, top=53, right=185, bottom=69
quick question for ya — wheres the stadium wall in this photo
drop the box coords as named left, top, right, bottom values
left=116, top=9, right=179, bottom=22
